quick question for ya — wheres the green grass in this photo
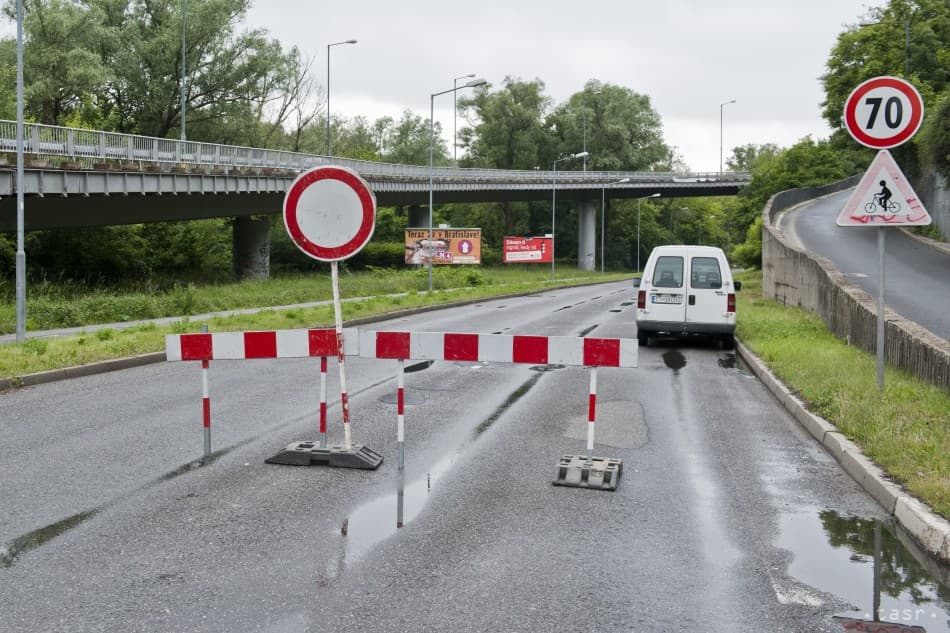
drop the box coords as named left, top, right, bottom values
left=735, top=271, right=950, bottom=519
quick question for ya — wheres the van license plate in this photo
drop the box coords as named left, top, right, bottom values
left=652, top=295, right=682, bottom=304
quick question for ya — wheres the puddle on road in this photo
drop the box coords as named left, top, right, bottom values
left=0, top=510, right=99, bottom=568
left=332, top=373, right=544, bottom=571
left=662, top=350, right=686, bottom=371
left=717, top=354, right=736, bottom=369
left=779, top=509, right=949, bottom=632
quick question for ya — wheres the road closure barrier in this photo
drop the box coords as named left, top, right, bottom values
left=166, top=327, right=638, bottom=488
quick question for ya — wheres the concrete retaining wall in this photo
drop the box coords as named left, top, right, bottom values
left=762, top=176, right=950, bottom=391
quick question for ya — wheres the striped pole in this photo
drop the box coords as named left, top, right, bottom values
left=200, top=324, right=211, bottom=458
left=330, top=261, right=352, bottom=450
left=397, top=359, right=405, bottom=470
left=319, top=356, right=328, bottom=448
left=587, top=366, right=597, bottom=465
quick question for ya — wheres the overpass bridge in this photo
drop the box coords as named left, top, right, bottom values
left=0, top=121, right=750, bottom=272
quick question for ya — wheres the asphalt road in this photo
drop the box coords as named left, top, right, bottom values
left=784, top=188, right=950, bottom=341
left=1, top=281, right=943, bottom=632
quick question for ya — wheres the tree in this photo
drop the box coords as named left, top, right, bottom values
left=381, top=109, right=434, bottom=166
left=821, top=0, right=950, bottom=173
left=551, top=80, right=670, bottom=171
left=86, top=0, right=296, bottom=140
left=0, top=0, right=109, bottom=125
left=459, top=77, right=552, bottom=236
left=728, top=137, right=852, bottom=267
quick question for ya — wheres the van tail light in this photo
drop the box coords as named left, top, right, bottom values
left=637, top=290, right=646, bottom=310
left=727, top=293, right=736, bottom=313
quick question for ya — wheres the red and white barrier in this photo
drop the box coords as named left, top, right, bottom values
left=165, top=328, right=357, bottom=361
left=357, top=330, right=638, bottom=367
left=166, top=327, right=638, bottom=471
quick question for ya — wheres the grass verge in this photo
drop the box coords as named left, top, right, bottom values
left=735, top=271, right=949, bottom=519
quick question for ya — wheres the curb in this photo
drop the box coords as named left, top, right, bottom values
left=736, top=340, right=950, bottom=565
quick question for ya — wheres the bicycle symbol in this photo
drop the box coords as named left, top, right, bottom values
left=865, top=197, right=901, bottom=215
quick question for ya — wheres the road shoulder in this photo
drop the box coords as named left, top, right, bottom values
left=736, top=340, right=950, bottom=565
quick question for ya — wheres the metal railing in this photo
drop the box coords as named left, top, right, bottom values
left=0, top=120, right=748, bottom=185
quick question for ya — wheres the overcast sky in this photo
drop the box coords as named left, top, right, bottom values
left=243, top=0, right=873, bottom=173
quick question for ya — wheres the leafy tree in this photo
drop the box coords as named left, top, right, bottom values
left=380, top=109, right=434, bottom=166
left=728, top=137, right=852, bottom=267
left=727, top=143, right=781, bottom=172
left=458, top=77, right=551, bottom=236
left=919, top=88, right=950, bottom=178
left=550, top=80, right=670, bottom=171
left=1, top=0, right=108, bottom=125
left=86, top=0, right=295, bottom=140
left=821, top=0, right=950, bottom=174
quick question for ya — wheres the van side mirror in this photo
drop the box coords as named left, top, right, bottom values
left=632, top=277, right=641, bottom=288
left=734, top=281, right=742, bottom=291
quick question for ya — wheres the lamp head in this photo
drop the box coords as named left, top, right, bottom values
left=572, top=151, right=590, bottom=159
left=465, top=78, right=487, bottom=88
left=345, top=39, right=357, bottom=44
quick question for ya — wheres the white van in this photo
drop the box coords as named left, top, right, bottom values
left=633, top=245, right=741, bottom=349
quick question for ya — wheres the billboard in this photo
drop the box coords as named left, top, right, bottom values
left=405, top=228, right=481, bottom=265
left=503, top=236, right=552, bottom=263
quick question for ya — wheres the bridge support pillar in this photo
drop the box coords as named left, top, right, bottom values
left=578, top=201, right=596, bottom=271
left=407, top=205, right=427, bottom=229
left=232, top=216, right=270, bottom=280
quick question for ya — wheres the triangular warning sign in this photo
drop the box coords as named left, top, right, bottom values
left=837, top=150, right=931, bottom=226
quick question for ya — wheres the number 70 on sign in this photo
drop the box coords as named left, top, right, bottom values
left=844, top=76, right=924, bottom=149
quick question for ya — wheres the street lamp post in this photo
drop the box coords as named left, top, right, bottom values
left=720, top=99, right=736, bottom=174
left=14, top=0, right=25, bottom=342
left=180, top=0, right=187, bottom=144
left=551, top=151, right=589, bottom=281
left=636, top=193, right=661, bottom=272
left=326, top=39, right=357, bottom=157
left=429, top=78, right=487, bottom=291
left=601, top=177, right=630, bottom=273
left=453, top=74, right=475, bottom=163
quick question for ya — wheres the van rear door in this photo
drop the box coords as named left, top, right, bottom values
left=686, top=253, right=727, bottom=326
left=647, top=254, right=686, bottom=324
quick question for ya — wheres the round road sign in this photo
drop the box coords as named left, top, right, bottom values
left=843, top=76, right=924, bottom=149
left=283, top=165, right=376, bottom=261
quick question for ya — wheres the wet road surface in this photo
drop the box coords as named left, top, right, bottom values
left=1, top=281, right=946, bottom=632
left=785, top=189, right=950, bottom=341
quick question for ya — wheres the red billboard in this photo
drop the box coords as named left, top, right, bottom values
left=503, top=237, right=552, bottom=264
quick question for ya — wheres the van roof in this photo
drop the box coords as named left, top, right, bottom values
left=649, top=245, right=727, bottom=255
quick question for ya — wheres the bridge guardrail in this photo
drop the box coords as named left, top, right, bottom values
left=0, top=120, right=748, bottom=185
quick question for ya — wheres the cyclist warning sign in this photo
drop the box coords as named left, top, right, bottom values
left=836, top=150, right=931, bottom=227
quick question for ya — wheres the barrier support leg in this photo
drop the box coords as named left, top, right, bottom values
left=264, top=267, right=382, bottom=470
left=397, top=359, right=405, bottom=471
left=201, top=324, right=211, bottom=460
left=320, top=356, right=328, bottom=448
left=587, top=366, right=596, bottom=465
left=202, top=358, right=211, bottom=459
left=552, top=366, right=622, bottom=491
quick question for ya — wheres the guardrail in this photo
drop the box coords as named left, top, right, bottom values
left=0, top=120, right=748, bottom=185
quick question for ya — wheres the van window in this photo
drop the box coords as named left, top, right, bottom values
left=652, top=256, right=683, bottom=288
left=690, top=257, right=723, bottom=289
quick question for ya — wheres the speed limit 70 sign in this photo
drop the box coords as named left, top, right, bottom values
left=843, top=76, right=924, bottom=149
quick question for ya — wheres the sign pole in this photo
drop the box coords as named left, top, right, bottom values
left=331, top=260, right=352, bottom=450
left=877, top=228, right=886, bottom=390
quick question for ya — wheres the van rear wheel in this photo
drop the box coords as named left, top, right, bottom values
left=720, top=334, right=735, bottom=350
left=637, top=330, right=649, bottom=347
